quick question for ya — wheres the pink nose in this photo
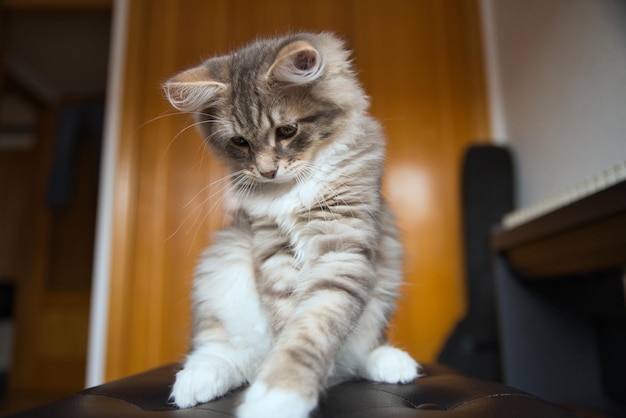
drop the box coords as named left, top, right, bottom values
left=260, top=170, right=277, bottom=179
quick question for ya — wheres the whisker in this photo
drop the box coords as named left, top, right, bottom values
left=182, top=171, right=241, bottom=209
left=167, top=170, right=244, bottom=242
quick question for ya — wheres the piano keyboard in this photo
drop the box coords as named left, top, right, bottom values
left=502, top=160, right=626, bottom=230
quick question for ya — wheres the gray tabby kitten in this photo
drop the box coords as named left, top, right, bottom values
left=163, top=32, right=420, bottom=418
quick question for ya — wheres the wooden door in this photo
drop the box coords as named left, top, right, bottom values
left=3, top=106, right=98, bottom=412
left=107, top=0, right=490, bottom=381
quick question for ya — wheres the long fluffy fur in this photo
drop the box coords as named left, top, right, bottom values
left=164, top=32, right=420, bottom=418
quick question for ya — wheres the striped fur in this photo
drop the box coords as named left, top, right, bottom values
left=164, top=33, right=420, bottom=418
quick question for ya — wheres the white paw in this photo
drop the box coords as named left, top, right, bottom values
left=363, top=345, right=421, bottom=384
left=237, top=382, right=316, bottom=418
left=171, top=353, right=240, bottom=408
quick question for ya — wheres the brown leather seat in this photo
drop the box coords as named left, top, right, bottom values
left=6, top=363, right=600, bottom=417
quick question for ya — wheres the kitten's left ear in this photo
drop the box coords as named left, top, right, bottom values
left=163, top=65, right=226, bottom=112
left=267, top=40, right=325, bottom=84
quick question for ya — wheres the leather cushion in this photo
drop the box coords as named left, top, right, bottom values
left=8, top=363, right=588, bottom=417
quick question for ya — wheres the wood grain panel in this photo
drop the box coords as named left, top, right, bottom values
left=352, top=0, right=490, bottom=360
left=107, top=0, right=490, bottom=380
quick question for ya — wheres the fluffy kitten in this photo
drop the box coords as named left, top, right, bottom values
left=163, top=32, right=420, bottom=418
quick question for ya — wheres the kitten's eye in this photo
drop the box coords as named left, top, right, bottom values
left=276, top=124, right=298, bottom=140
left=231, top=136, right=249, bottom=147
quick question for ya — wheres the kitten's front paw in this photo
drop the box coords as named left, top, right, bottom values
left=363, top=345, right=422, bottom=384
left=171, top=354, right=241, bottom=408
left=237, top=382, right=316, bottom=418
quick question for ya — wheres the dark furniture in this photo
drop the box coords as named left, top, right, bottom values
left=492, top=178, right=626, bottom=417
left=439, top=145, right=513, bottom=383
left=6, top=363, right=602, bottom=418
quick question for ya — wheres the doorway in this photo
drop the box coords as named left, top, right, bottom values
left=0, top=1, right=111, bottom=414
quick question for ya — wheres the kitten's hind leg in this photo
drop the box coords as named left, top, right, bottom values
left=361, top=344, right=422, bottom=384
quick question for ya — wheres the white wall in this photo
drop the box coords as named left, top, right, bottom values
left=481, top=0, right=626, bottom=208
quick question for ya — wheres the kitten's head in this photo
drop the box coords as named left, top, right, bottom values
left=163, top=32, right=368, bottom=183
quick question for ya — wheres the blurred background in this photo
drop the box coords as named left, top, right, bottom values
left=0, top=0, right=624, bottom=416
left=0, top=0, right=110, bottom=413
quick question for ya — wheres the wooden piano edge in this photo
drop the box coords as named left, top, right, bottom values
left=491, top=180, right=626, bottom=279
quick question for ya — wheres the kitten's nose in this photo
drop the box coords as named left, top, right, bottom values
left=260, top=170, right=277, bottom=179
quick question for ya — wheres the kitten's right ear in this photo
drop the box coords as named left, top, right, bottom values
left=163, top=65, right=226, bottom=112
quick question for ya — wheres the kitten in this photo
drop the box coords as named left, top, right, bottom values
left=163, top=32, right=420, bottom=418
